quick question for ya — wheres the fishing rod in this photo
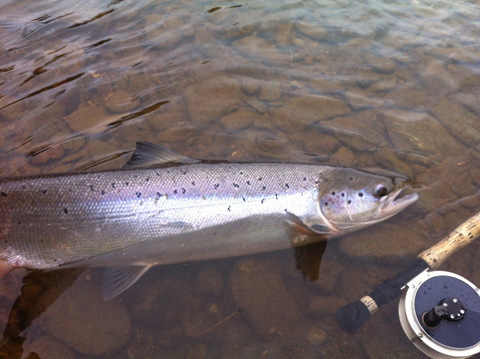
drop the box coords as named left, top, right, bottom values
left=336, top=211, right=480, bottom=358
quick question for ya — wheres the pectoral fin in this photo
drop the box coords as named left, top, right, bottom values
left=124, top=142, right=199, bottom=169
left=102, top=265, right=151, bottom=300
left=294, top=241, right=328, bottom=281
left=284, top=211, right=329, bottom=281
left=285, top=211, right=331, bottom=237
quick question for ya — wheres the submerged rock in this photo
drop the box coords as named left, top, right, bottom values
left=23, top=335, right=76, bottom=359
left=270, top=95, right=351, bottom=132
left=42, top=280, right=131, bottom=356
left=430, top=98, right=480, bottom=147
left=382, top=109, right=467, bottom=162
left=184, top=78, right=242, bottom=125
left=338, top=223, right=427, bottom=262
left=230, top=257, right=302, bottom=341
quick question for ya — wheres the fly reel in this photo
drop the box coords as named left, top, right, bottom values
left=399, top=270, right=480, bottom=359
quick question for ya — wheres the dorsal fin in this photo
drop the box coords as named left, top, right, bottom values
left=123, top=142, right=199, bottom=169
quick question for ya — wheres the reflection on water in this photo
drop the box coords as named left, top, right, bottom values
left=1, top=0, right=480, bottom=357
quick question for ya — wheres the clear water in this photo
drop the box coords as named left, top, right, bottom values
left=1, top=0, right=480, bottom=358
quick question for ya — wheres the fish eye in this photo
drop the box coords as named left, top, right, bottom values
left=374, top=184, right=388, bottom=197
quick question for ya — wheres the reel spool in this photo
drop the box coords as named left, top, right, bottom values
left=399, top=270, right=480, bottom=359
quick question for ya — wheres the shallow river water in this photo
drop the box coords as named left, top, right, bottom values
left=1, top=0, right=480, bottom=358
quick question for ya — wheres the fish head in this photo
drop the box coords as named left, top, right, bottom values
left=317, top=168, right=418, bottom=234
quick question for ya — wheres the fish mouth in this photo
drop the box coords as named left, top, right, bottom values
left=380, top=187, right=419, bottom=213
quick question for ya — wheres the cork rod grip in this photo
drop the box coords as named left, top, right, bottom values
left=419, top=211, right=480, bottom=269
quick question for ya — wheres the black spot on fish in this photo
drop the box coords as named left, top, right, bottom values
left=341, top=193, right=345, bottom=197
left=156, top=172, right=160, bottom=176
left=332, top=191, right=336, bottom=195
left=64, top=208, right=68, bottom=214
left=242, top=197, right=246, bottom=202
left=182, top=188, right=186, bottom=194
left=101, top=190, right=105, bottom=195
left=53, top=258, right=57, bottom=262
left=213, top=232, right=217, bottom=236
left=1, top=192, right=7, bottom=197
left=258, top=177, right=263, bottom=181
left=349, top=177, right=353, bottom=181
left=42, top=189, right=47, bottom=194
left=239, top=171, right=244, bottom=175
left=303, top=177, right=307, bottom=182
left=17, top=221, right=21, bottom=225
left=233, top=183, right=239, bottom=188
left=112, top=183, right=116, bottom=188
left=90, top=185, right=94, bottom=191
left=146, top=177, right=150, bottom=182
left=227, top=205, right=231, bottom=211
left=174, top=189, right=178, bottom=194
left=191, top=181, right=196, bottom=186
left=136, top=192, right=142, bottom=198
left=214, top=183, right=220, bottom=190
left=22, top=185, right=26, bottom=190
left=261, top=198, right=265, bottom=204
left=133, top=175, right=138, bottom=178
left=285, top=183, right=290, bottom=189
left=262, top=186, right=266, bottom=191
left=246, top=181, right=251, bottom=185
left=348, top=200, right=351, bottom=204
left=325, top=202, right=328, bottom=206
left=359, top=192, right=363, bottom=197
left=183, top=171, right=187, bottom=175
left=157, top=192, right=162, bottom=198
left=125, top=182, right=129, bottom=186
left=275, top=194, right=278, bottom=199
left=315, top=181, right=319, bottom=184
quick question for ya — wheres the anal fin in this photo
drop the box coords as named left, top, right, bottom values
left=102, top=265, right=151, bottom=300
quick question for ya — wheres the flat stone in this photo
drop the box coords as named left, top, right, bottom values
left=105, top=89, right=140, bottom=114
left=24, top=335, right=76, bottom=359
left=296, top=22, right=327, bottom=40
left=230, top=257, right=302, bottom=340
left=194, top=264, right=224, bottom=297
left=66, top=103, right=111, bottom=133
left=306, top=327, right=328, bottom=346
left=382, top=109, right=467, bottom=161
left=309, top=257, right=342, bottom=294
left=333, top=146, right=356, bottom=167
left=270, top=95, right=351, bottom=132
left=220, top=108, right=257, bottom=131
left=338, top=223, right=427, bottom=262
left=384, top=86, right=428, bottom=109
left=233, top=35, right=290, bottom=64
left=42, top=280, right=131, bottom=356
left=275, top=23, right=294, bottom=47
left=430, top=98, right=480, bottom=147
left=470, top=168, right=480, bottom=186
left=451, top=171, right=476, bottom=198
left=184, top=77, right=242, bottom=125
left=259, top=80, right=282, bottom=102
left=319, top=110, right=386, bottom=152
left=241, top=77, right=262, bottom=95
left=364, top=54, right=396, bottom=74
